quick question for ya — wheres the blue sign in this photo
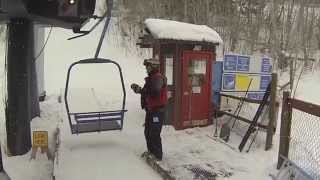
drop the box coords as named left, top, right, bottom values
left=223, top=74, right=235, bottom=90
left=261, top=58, right=271, bottom=73
left=260, top=75, right=271, bottom=90
left=248, top=93, right=265, bottom=100
left=212, top=62, right=223, bottom=107
left=237, top=56, right=250, bottom=72
left=224, top=55, right=237, bottom=71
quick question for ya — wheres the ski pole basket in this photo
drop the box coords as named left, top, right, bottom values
left=64, top=58, right=127, bottom=134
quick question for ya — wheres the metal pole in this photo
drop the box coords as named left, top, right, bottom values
left=94, top=0, right=113, bottom=58
left=34, top=25, right=46, bottom=101
left=6, top=18, right=34, bottom=155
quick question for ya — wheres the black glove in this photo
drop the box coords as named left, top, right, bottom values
left=131, top=83, right=142, bottom=94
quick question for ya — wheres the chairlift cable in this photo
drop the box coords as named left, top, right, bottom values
left=2, top=27, right=9, bottom=106
left=292, top=66, right=304, bottom=98
left=33, top=26, right=53, bottom=63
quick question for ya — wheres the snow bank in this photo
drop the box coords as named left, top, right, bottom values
left=145, top=18, right=223, bottom=44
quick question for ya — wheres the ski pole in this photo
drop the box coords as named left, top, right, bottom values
left=214, top=110, right=218, bottom=137
left=246, top=103, right=271, bottom=153
left=246, top=127, right=258, bottom=153
left=231, top=78, right=253, bottom=129
left=239, top=83, right=271, bottom=152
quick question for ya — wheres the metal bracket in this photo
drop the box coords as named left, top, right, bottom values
left=68, top=14, right=107, bottom=40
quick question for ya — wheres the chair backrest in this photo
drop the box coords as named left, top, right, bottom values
left=64, top=58, right=126, bottom=134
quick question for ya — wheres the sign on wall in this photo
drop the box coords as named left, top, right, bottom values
left=223, top=55, right=237, bottom=71
left=261, top=58, right=271, bottom=73
left=247, top=92, right=265, bottom=100
left=222, top=74, right=271, bottom=92
left=249, top=75, right=260, bottom=91
left=224, top=54, right=250, bottom=72
left=221, top=54, right=272, bottom=100
left=236, top=74, right=250, bottom=91
left=237, top=56, right=250, bottom=72
left=222, top=74, right=235, bottom=90
left=260, top=75, right=272, bottom=90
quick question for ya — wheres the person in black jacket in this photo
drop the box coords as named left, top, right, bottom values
left=131, top=58, right=168, bottom=161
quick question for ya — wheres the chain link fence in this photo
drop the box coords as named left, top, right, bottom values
left=289, top=108, right=320, bottom=179
left=279, top=93, right=320, bottom=180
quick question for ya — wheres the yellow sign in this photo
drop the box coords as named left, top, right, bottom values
left=32, top=131, right=48, bottom=148
left=236, top=74, right=250, bottom=91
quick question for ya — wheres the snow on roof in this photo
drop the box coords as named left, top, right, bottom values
left=144, top=18, right=223, bottom=44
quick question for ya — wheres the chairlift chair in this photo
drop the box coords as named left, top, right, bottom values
left=64, top=58, right=127, bottom=134
left=64, top=0, right=127, bottom=134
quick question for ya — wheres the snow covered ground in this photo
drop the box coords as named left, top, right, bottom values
left=0, top=172, right=9, bottom=180
left=156, top=126, right=278, bottom=180
left=52, top=89, right=163, bottom=180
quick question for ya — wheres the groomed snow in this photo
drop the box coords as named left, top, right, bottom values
left=145, top=18, right=223, bottom=44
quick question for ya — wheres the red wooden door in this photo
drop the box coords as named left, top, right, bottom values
left=181, top=51, right=212, bottom=128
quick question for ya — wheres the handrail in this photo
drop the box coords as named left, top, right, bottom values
left=288, top=98, right=320, bottom=118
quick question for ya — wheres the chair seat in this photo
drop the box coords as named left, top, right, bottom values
left=70, top=110, right=126, bottom=134
left=74, top=111, right=123, bottom=123
left=71, top=120, right=122, bottom=134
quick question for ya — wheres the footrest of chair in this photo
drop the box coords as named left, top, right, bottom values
left=71, top=120, right=122, bottom=134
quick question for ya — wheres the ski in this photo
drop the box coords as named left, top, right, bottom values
left=231, top=78, right=253, bottom=128
left=206, top=135, right=237, bottom=151
left=238, top=83, right=271, bottom=152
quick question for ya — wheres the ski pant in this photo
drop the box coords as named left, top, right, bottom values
left=144, top=110, right=164, bottom=160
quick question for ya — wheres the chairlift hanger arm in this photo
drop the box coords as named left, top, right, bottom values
left=94, top=0, right=113, bottom=58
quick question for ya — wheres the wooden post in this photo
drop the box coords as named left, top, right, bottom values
left=277, top=91, right=292, bottom=169
left=265, top=73, right=278, bottom=150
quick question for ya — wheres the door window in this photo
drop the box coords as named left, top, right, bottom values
left=188, top=60, right=207, bottom=93
left=165, top=55, right=174, bottom=86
